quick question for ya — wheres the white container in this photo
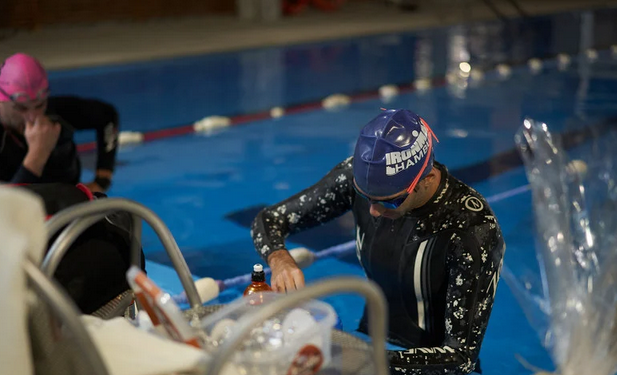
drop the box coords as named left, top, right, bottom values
left=200, top=292, right=337, bottom=375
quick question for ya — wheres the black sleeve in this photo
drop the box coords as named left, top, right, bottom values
left=388, top=224, right=505, bottom=375
left=47, top=96, right=119, bottom=172
left=251, top=157, right=355, bottom=261
left=10, top=165, right=43, bottom=183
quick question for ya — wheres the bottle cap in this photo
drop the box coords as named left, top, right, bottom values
left=253, top=264, right=263, bottom=272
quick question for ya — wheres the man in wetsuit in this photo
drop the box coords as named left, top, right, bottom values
left=0, top=53, right=118, bottom=192
left=251, top=109, right=505, bottom=374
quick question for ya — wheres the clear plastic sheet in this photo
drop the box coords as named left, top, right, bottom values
left=506, top=118, right=617, bottom=375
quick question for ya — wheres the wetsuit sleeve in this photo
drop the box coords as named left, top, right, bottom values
left=11, top=166, right=43, bottom=183
left=47, top=96, right=119, bottom=171
left=388, top=224, right=505, bottom=375
left=251, top=157, right=355, bottom=261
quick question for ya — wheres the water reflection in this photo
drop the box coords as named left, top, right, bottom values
left=47, top=8, right=617, bottom=135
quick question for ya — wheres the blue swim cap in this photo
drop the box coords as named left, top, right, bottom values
left=353, top=109, right=437, bottom=197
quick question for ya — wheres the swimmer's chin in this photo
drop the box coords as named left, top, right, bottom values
left=381, top=211, right=403, bottom=220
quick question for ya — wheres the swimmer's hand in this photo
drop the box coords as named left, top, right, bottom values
left=85, top=170, right=113, bottom=193
left=84, top=181, right=105, bottom=194
left=267, top=250, right=305, bottom=293
left=23, top=116, right=61, bottom=177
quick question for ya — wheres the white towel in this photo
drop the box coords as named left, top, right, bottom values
left=82, top=315, right=212, bottom=375
left=0, top=186, right=48, bottom=375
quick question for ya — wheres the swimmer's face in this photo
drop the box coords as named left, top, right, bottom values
left=362, top=186, right=424, bottom=220
left=353, top=181, right=412, bottom=220
left=0, top=98, right=48, bottom=132
left=354, top=168, right=440, bottom=220
left=368, top=197, right=407, bottom=220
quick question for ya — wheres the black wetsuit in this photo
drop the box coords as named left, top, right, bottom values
left=0, top=96, right=119, bottom=184
left=251, top=157, right=505, bottom=375
left=20, top=183, right=145, bottom=314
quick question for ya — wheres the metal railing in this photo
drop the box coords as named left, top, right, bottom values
left=25, top=260, right=110, bottom=375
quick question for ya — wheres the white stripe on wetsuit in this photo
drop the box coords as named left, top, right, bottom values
left=414, top=239, right=429, bottom=330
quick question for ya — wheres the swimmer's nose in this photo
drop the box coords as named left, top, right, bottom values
left=369, top=204, right=384, bottom=218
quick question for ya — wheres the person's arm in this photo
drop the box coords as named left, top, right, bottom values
left=251, top=157, right=355, bottom=291
left=11, top=166, right=42, bottom=183
left=388, top=225, right=505, bottom=375
left=47, top=96, right=119, bottom=191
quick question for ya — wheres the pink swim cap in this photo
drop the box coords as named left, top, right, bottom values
left=0, top=53, right=49, bottom=103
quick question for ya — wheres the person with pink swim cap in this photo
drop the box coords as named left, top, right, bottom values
left=0, top=53, right=119, bottom=192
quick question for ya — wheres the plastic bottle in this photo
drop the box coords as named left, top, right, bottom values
left=243, top=264, right=273, bottom=297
